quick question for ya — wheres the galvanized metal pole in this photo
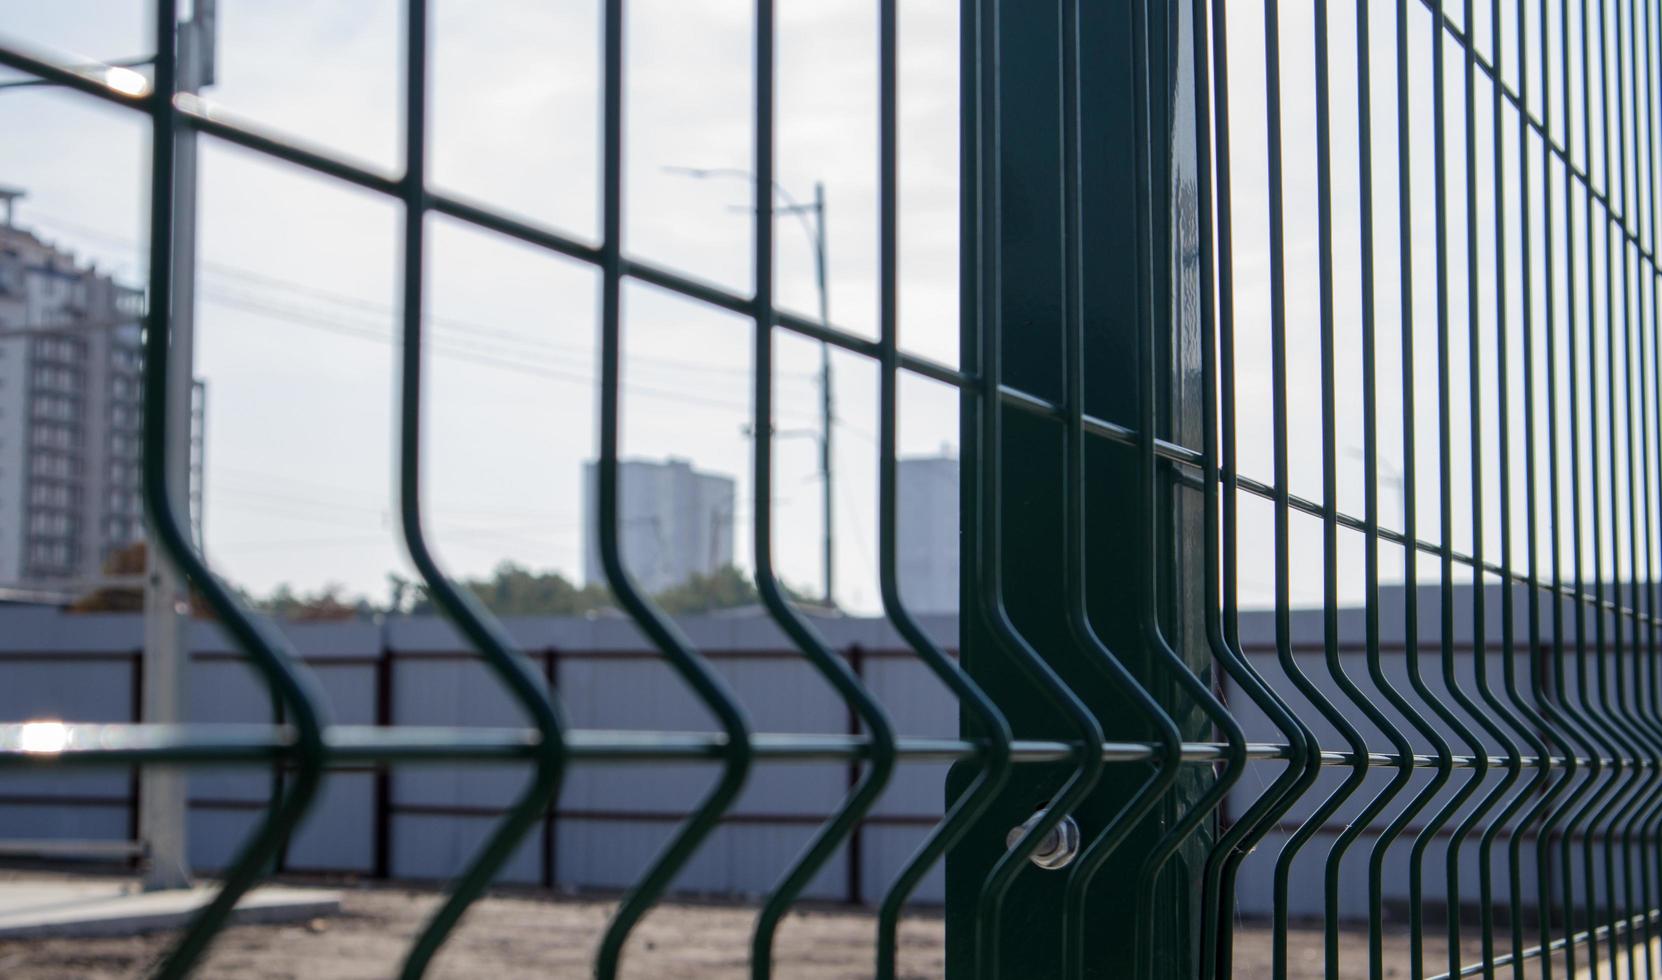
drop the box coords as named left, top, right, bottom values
left=140, top=0, right=212, bottom=893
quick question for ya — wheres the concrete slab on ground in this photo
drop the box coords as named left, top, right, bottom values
left=0, top=879, right=340, bottom=939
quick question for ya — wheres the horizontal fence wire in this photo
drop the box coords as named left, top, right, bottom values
left=0, top=0, right=1659, bottom=977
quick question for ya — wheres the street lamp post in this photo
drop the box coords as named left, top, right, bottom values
left=666, top=167, right=835, bottom=609
left=0, top=10, right=211, bottom=891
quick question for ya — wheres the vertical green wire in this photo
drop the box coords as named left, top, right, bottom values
left=1588, top=3, right=1662, bottom=976
left=747, top=2, right=896, bottom=975
left=1555, top=4, right=1637, bottom=972
left=1484, top=5, right=1579, bottom=978
left=1407, top=7, right=1505, bottom=975
left=871, top=2, right=1013, bottom=976
left=1553, top=3, right=1612, bottom=967
left=591, top=0, right=754, bottom=974
left=1444, top=3, right=1533, bottom=975
left=1116, top=6, right=1248, bottom=974
left=1256, top=5, right=1373, bottom=975
left=1599, top=0, right=1662, bottom=970
left=1280, top=7, right=1429, bottom=976
left=391, top=3, right=568, bottom=974
left=1598, top=6, right=1662, bottom=973
left=141, top=4, right=331, bottom=977
left=1195, top=4, right=1319, bottom=974
left=1579, top=5, right=1655, bottom=971
left=1507, top=49, right=1577, bottom=973
left=965, top=2, right=1108, bottom=975
left=1622, top=1, right=1662, bottom=956
left=1627, top=38, right=1662, bottom=955
left=1365, top=7, right=1460, bottom=976
left=1325, top=7, right=1454, bottom=980
left=1055, top=4, right=1186, bottom=977
left=1520, top=4, right=1606, bottom=973
left=1260, top=4, right=1351, bottom=975
left=1633, top=2, right=1662, bottom=972
left=1533, top=8, right=1604, bottom=962
left=1542, top=15, right=1591, bottom=967
left=1190, top=0, right=1323, bottom=969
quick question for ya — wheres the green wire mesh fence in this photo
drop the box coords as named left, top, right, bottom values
left=1, top=0, right=1661, bottom=978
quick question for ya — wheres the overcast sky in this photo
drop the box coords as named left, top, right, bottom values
left=0, top=1, right=1654, bottom=615
left=0, top=0, right=971, bottom=613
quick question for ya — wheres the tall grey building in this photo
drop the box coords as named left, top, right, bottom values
left=582, top=457, right=735, bottom=595
left=897, top=454, right=959, bottom=614
left=0, top=203, right=202, bottom=591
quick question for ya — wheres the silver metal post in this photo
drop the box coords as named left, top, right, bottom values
left=140, top=0, right=212, bottom=892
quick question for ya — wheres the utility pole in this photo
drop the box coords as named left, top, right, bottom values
left=141, top=0, right=213, bottom=892
left=664, top=166, right=836, bottom=608
left=811, top=182, right=833, bottom=609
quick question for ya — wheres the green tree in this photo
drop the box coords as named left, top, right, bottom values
left=388, top=563, right=611, bottom=616
left=260, top=562, right=807, bottom=620
left=463, top=561, right=611, bottom=616
left=257, top=582, right=367, bottom=622
left=653, top=564, right=814, bottom=615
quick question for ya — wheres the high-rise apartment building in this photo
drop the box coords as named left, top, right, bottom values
left=0, top=201, right=202, bottom=590
left=582, top=457, right=735, bottom=595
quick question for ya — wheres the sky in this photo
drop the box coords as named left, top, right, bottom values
left=0, top=0, right=966, bottom=614
left=0, top=1, right=1656, bottom=615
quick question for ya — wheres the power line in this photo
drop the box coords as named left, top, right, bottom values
left=200, top=287, right=823, bottom=424
left=202, top=263, right=786, bottom=380
left=211, top=491, right=587, bottom=542
left=212, top=483, right=588, bottom=532
left=214, top=464, right=571, bottom=522
left=20, top=208, right=816, bottom=382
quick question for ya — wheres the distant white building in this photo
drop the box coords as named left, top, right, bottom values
left=897, top=454, right=959, bottom=614
left=581, top=457, right=736, bottom=594
left=0, top=199, right=203, bottom=592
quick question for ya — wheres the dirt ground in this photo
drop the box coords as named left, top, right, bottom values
left=0, top=871, right=1617, bottom=978
left=1, top=875, right=943, bottom=980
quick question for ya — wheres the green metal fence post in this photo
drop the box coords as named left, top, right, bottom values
left=947, top=3, right=1212, bottom=977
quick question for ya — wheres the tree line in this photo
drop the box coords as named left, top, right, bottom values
left=70, top=543, right=808, bottom=622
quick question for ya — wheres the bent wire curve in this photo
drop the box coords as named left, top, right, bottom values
left=1505, top=6, right=1605, bottom=972
left=1471, top=4, right=1573, bottom=976
left=143, top=6, right=330, bottom=977
left=1584, top=8, right=1662, bottom=970
left=591, top=3, right=753, bottom=977
left=871, top=2, right=1014, bottom=974
left=1117, top=7, right=1247, bottom=979
left=1251, top=6, right=1373, bottom=976
left=1549, top=4, right=1640, bottom=969
left=1401, top=14, right=1518, bottom=975
left=1472, top=9, right=1568, bottom=977
left=1195, top=5, right=1317, bottom=974
left=1439, top=7, right=1536, bottom=973
left=747, top=5, right=896, bottom=976
left=1625, top=12, right=1662, bottom=968
left=1314, top=11, right=1459, bottom=978
left=393, top=4, right=567, bottom=975
left=1362, top=10, right=1477, bottom=978
left=967, top=3, right=1107, bottom=977
left=1057, top=6, right=1188, bottom=977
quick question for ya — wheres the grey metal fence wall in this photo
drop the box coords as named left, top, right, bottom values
left=0, top=608, right=959, bottom=904
left=4, top=589, right=1603, bottom=920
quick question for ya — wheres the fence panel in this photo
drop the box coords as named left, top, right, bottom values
left=2, top=0, right=1660, bottom=977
